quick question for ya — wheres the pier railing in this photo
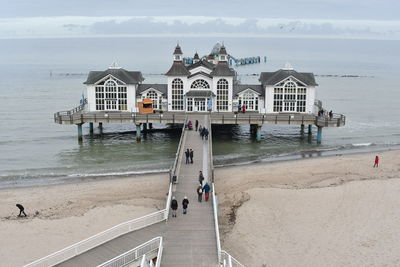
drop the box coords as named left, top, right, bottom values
left=97, top=236, right=163, bottom=267
left=221, top=250, right=245, bottom=267
left=24, top=210, right=165, bottom=267
left=169, top=115, right=188, bottom=183
left=54, top=111, right=345, bottom=128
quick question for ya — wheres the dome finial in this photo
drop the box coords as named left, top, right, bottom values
left=109, top=62, right=121, bottom=69
left=282, top=62, right=294, bottom=70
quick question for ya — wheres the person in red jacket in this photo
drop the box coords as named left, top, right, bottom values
left=373, top=155, right=379, bottom=167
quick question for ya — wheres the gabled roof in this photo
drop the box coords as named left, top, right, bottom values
left=188, top=71, right=213, bottom=79
left=233, top=84, right=264, bottom=96
left=165, top=62, right=190, bottom=76
left=210, top=62, right=235, bottom=76
left=259, top=69, right=318, bottom=86
left=137, top=84, right=167, bottom=95
left=84, top=68, right=144, bottom=85
left=187, top=59, right=214, bottom=71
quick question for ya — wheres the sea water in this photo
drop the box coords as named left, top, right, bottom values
left=0, top=37, right=399, bottom=187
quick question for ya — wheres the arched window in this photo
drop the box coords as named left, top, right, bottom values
left=146, top=90, right=160, bottom=109
left=190, top=79, right=210, bottom=89
left=172, top=78, right=184, bottom=110
left=239, top=91, right=258, bottom=111
left=95, top=79, right=127, bottom=111
left=217, top=79, right=229, bottom=111
left=284, top=81, right=296, bottom=112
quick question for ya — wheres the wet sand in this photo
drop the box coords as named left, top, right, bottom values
left=216, top=150, right=400, bottom=267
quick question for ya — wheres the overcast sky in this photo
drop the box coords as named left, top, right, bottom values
left=1, top=0, right=399, bottom=39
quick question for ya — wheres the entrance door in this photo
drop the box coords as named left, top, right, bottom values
left=105, top=99, right=117, bottom=110
left=194, top=98, right=206, bottom=112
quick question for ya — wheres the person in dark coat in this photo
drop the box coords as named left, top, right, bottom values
left=197, top=184, right=203, bottom=202
left=170, top=196, right=178, bottom=217
left=204, top=128, right=209, bottom=140
left=185, top=149, right=190, bottom=164
left=200, top=127, right=205, bottom=140
left=182, top=196, right=189, bottom=214
left=329, top=110, right=333, bottom=119
left=16, top=204, right=26, bottom=217
left=189, top=149, right=194, bottom=164
left=195, top=120, right=199, bottom=131
left=198, top=171, right=204, bottom=185
left=203, top=183, right=211, bottom=201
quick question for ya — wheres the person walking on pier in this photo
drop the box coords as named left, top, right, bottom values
left=185, top=149, right=190, bottom=164
left=171, top=196, right=178, bottom=217
left=200, top=127, right=205, bottom=140
left=199, top=171, right=204, bottom=185
left=329, top=110, right=333, bottom=120
left=195, top=120, right=199, bottom=131
left=197, top=184, right=203, bottom=202
left=373, top=155, right=379, bottom=167
left=190, top=149, right=194, bottom=164
left=203, top=182, right=211, bottom=201
left=204, top=128, right=209, bottom=140
left=182, top=196, right=189, bottom=214
left=16, top=204, right=27, bottom=217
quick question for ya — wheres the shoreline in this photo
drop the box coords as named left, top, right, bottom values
left=2, top=143, right=399, bottom=190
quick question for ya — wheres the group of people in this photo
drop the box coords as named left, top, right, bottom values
left=170, top=196, right=189, bottom=217
left=194, top=119, right=209, bottom=140
left=318, top=109, right=333, bottom=119
left=196, top=171, right=210, bottom=201
left=185, top=148, right=194, bottom=164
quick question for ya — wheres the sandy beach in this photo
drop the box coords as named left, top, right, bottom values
left=2, top=150, right=400, bottom=267
left=0, top=173, right=169, bottom=266
left=216, top=150, right=400, bottom=267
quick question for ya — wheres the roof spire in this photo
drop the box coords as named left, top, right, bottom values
left=174, top=43, right=183, bottom=55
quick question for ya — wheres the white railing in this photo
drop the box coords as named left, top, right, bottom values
left=169, top=116, right=188, bottom=183
left=221, top=250, right=245, bottom=267
left=97, top=237, right=163, bottom=267
left=24, top=210, right=166, bottom=267
left=212, top=183, right=222, bottom=263
left=164, top=182, right=173, bottom=221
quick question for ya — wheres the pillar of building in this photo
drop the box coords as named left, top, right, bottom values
left=136, top=123, right=142, bottom=142
left=317, top=126, right=323, bottom=144
left=77, top=124, right=83, bottom=142
left=89, top=122, right=94, bottom=134
left=256, top=124, right=262, bottom=141
left=308, top=124, right=312, bottom=135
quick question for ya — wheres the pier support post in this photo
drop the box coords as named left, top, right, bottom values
left=301, top=124, right=305, bottom=134
left=143, top=123, right=148, bottom=133
left=136, top=123, right=142, bottom=142
left=89, top=122, right=94, bottom=134
left=317, top=126, right=323, bottom=144
left=256, top=125, right=262, bottom=142
left=77, top=124, right=83, bottom=142
left=98, top=122, right=103, bottom=134
left=308, top=124, right=312, bottom=135
left=149, top=123, right=153, bottom=130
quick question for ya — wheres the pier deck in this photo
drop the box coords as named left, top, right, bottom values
left=55, top=115, right=218, bottom=267
left=54, top=110, right=345, bottom=128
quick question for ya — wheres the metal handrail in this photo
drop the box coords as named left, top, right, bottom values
left=169, top=115, right=188, bottom=182
left=24, top=210, right=166, bottom=267
left=212, top=183, right=222, bottom=264
left=165, top=183, right=173, bottom=221
left=221, top=250, right=245, bottom=267
left=97, top=237, right=163, bottom=267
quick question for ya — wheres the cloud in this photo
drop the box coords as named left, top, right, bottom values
left=0, top=16, right=399, bottom=40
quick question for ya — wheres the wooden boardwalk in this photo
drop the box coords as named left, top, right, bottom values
left=57, top=114, right=218, bottom=267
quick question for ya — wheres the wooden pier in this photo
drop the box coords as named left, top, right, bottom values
left=54, top=109, right=345, bottom=143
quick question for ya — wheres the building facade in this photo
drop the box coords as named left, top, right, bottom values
left=85, top=45, right=318, bottom=114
